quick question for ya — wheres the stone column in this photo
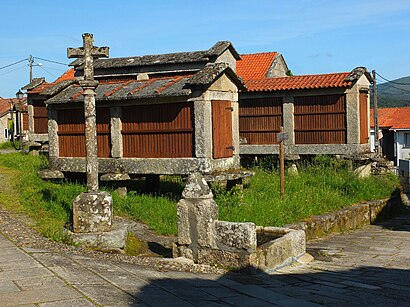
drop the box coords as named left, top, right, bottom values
left=175, top=173, right=218, bottom=261
left=110, top=106, right=122, bottom=158
left=193, top=99, right=212, bottom=158
left=282, top=94, right=295, bottom=146
left=346, top=86, right=360, bottom=145
left=47, top=107, right=59, bottom=169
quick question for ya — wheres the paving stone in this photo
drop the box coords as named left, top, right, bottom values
left=0, top=267, right=54, bottom=281
left=133, top=284, right=193, bottom=306
left=0, top=280, right=20, bottom=292
left=0, top=286, right=83, bottom=306
left=39, top=298, right=96, bottom=306
left=14, top=276, right=67, bottom=290
left=0, top=259, right=42, bottom=271
left=74, top=284, right=138, bottom=306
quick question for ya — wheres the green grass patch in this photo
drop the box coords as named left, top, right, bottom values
left=0, top=153, right=400, bottom=239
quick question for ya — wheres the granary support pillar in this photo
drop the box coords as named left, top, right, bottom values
left=47, top=107, right=59, bottom=168
left=282, top=94, right=295, bottom=146
left=193, top=99, right=213, bottom=159
left=110, top=106, right=123, bottom=158
left=345, top=86, right=360, bottom=145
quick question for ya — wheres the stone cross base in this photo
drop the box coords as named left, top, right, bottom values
left=73, top=191, right=113, bottom=233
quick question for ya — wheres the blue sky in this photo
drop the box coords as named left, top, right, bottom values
left=0, top=0, right=409, bottom=97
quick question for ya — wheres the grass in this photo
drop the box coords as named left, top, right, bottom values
left=216, top=156, right=400, bottom=226
left=0, top=153, right=400, bottom=240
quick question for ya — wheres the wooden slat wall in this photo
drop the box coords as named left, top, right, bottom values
left=22, top=112, right=29, bottom=131
left=294, top=94, right=346, bottom=144
left=359, top=92, right=369, bottom=144
left=122, top=103, right=194, bottom=158
left=212, top=100, right=233, bottom=159
left=58, top=107, right=111, bottom=157
left=33, top=103, right=48, bottom=134
left=239, top=97, right=283, bottom=144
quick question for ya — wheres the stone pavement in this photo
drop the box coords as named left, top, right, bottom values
left=0, top=206, right=409, bottom=306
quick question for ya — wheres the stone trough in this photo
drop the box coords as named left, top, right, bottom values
left=173, top=173, right=308, bottom=271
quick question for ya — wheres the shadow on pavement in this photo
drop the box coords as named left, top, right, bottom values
left=132, top=265, right=410, bottom=306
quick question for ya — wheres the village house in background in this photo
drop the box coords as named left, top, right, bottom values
left=236, top=52, right=373, bottom=158
left=26, top=42, right=244, bottom=179
left=0, top=97, right=28, bottom=143
left=370, top=107, right=410, bottom=165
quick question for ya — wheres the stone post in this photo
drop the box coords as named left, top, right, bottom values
left=175, top=173, right=218, bottom=261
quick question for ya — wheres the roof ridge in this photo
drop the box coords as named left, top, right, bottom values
left=240, top=51, right=278, bottom=56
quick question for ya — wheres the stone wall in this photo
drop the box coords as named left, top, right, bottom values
left=286, top=192, right=403, bottom=240
left=399, top=159, right=410, bottom=193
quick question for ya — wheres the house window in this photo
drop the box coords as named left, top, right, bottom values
left=4, top=129, right=8, bottom=140
left=405, top=133, right=410, bottom=147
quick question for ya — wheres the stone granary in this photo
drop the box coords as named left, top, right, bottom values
left=236, top=52, right=373, bottom=158
left=33, top=42, right=245, bottom=180
left=22, top=70, right=74, bottom=148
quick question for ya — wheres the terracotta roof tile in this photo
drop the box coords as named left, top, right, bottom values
left=54, top=68, right=75, bottom=82
left=236, top=52, right=277, bottom=80
left=244, top=72, right=352, bottom=92
left=370, top=107, right=410, bottom=130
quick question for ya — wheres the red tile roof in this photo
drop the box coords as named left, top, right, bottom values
left=54, top=68, right=74, bottom=82
left=0, top=98, right=27, bottom=117
left=370, top=107, right=410, bottom=130
left=244, top=72, right=352, bottom=92
left=28, top=69, right=75, bottom=95
left=237, top=52, right=277, bottom=80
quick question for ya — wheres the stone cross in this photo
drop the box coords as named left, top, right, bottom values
left=68, top=33, right=109, bottom=192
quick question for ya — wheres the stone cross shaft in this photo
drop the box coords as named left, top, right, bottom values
left=68, top=33, right=109, bottom=192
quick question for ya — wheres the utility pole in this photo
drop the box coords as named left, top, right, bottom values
left=29, top=54, right=33, bottom=83
left=372, top=70, right=380, bottom=158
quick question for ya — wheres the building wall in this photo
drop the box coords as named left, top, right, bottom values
left=396, top=130, right=410, bottom=165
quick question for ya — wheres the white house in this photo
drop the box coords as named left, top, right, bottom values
left=371, top=107, right=410, bottom=165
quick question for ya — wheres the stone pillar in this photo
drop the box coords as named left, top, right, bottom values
left=175, top=173, right=218, bottom=261
left=193, top=99, right=212, bottom=158
left=82, top=85, right=99, bottom=192
left=48, top=107, right=59, bottom=169
left=27, top=104, right=34, bottom=139
left=283, top=94, right=295, bottom=146
left=346, top=86, right=360, bottom=145
left=231, top=94, right=240, bottom=157
left=110, top=106, right=122, bottom=158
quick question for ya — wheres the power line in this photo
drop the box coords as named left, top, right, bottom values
left=0, top=58, right=28, bottom=70
left=0, top=64, right=26, bottom=76
left=34, top=56, right=68, bottom=66
left=39, top=65, right=57, bottom=79
left=375, top=72, right=410, bottom=85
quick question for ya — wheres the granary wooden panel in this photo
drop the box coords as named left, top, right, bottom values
left=359, top=92, right=369, bottom=144
left=57, top=107, right=111, bottom=157
left=294, top=94, right=346, bottom=144
left=122, top=103, right=194, bottom=158
left=212, top=100, right=233, bottom=159
left=22, top=112, right=29, bottom=131
left=32, top=101, right=48, bottom=134
left=239, top=97, right=283, bottom=144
